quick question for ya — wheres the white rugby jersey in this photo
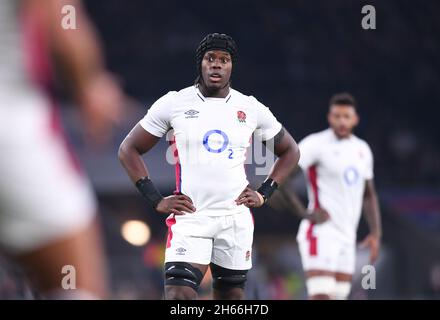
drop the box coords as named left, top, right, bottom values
left=298, top=128, right=374, bottom=239
left=139, top=85, right=282, bottom=216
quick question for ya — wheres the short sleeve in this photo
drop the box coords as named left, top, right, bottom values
left=251, top=96, right=282, bottom=141
left=364, top=143, right=374, bottom=180
left=298, top=135, right=319, bottom=170
left=139, top=91, right=176, bottom=137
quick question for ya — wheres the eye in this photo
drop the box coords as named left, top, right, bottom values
left=221, top=57, right=230, bottom=64
left=208, top=56, right=214, bottom=62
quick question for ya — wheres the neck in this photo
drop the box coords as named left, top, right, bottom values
left=332, top=130, right=352, bottom=140
left=198, top=81, right=230, bottom=98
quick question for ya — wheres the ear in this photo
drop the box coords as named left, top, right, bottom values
left=353, top=113, right=360, bottom=127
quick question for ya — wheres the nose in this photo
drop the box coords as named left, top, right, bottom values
left=211, top=58, right=222, bottom=69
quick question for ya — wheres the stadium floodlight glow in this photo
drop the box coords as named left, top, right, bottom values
left=121, top=220, right=151, bottom=246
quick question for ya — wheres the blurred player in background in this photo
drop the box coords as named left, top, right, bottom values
left=0, top=0, right=125, bottom=298
left=279, top=93, right=382, bottom=300
left=119, top=33, right=300, bottom=300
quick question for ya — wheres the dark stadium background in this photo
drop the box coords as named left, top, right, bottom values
left=2, top=0, right=439, bottom=299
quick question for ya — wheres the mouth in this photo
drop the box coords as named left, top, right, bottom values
left=336, top=127, right=350, bottom=136
left=208, top=73, right=222, bottom=82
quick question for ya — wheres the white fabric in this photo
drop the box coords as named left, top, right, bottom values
left=306, top=276, right=337, bottom=296
left=0, top=94, right=96, bottom=253
left=297, top=223, right=356, bottom=274
left=164, top=210, right=254, bottom=270
left=0, top=4, right=96, bottom=253
left=140, top=85, right=282, bottom=216
left=298, top=128, right=374, bottom=240
left=334, top=281, right=352, bottom=300
left=0, top=0, right=38, bottom=97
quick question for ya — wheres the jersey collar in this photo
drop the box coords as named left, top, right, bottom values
left=329, top=128, right=354, bottom=141
left=194, top=85, right=232, bottom=103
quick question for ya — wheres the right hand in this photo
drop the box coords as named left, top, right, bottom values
left=359, top=234, right=381, bottom=264
left=235, top=186, right=265, bottom=208
left=156, top=194, right=196, bottom=215
left=306, top=208, right=330, bottom=224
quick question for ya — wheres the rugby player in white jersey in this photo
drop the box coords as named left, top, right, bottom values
left=119, top=33, right=300, bottom=300
left=279, top=93, right=382, bottom=300
left=0, top=0, right=124, bottom=298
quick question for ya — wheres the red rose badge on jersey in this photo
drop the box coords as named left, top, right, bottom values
left=246, top=250, right=251, bottom=261
left=237, top=111, right=246, bottom=123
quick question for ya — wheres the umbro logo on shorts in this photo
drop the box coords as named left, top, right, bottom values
left=176, top=247, right=187, bottom=255
left=184, top=109, right=199, bottom=119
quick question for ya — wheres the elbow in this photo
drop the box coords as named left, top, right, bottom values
left=279, top=141, right=300, bottom=164
left=280, top=142, right=301, bottom=174
left=286, top=140, right=300, bottom=169
left=293, top=142, right=300, bottom=166
left=118, top=140, right=129, bottom=165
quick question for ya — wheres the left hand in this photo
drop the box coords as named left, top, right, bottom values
left=235, top=186, right=264, bottom=208
left=359, top=234, right=381, bottom=264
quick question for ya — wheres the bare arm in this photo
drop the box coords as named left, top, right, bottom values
left=26, top=0, right=124, bottom=144
left=278, top=169, right=308, bottom=219
left=264, top=127, right=300, bottom=185
left=278, top=168, right=330, bottom=224
left=118, top=124, right=160, bottom=183
left=362, top=180, right=382, bottom=238
left=118, top=124, right=195, bottom=215
left=236, top=127, right=300, bottom=208
left=360, top=179, right=382, bottom=263
left=41, top=0, right=108, bottom=95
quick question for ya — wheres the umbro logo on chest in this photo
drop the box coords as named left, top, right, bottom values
left=184, top=109, right=199, bottom=119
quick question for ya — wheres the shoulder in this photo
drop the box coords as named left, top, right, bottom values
left=353, top=135, right=373, bottom=152
left=161, top=86, right=198, bottom=100
left=300, top=129, right=331, bottom=146
left=173, top=86, right=197, bottom=101
left=230, top=89, right=265, bottom=107
left=228, top=89, right=252, bottom=104
left=352, top=135, right=374, bottom=160
left=176, top=86, right=195, bottom=96
left=152, top=86, right=196, bottom=108
left=152, top=90, right=178, bottom=106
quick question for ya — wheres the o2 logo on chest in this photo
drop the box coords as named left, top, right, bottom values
left=343, top=166, right=360, bottom=186
left=203, top=130, right=233, bottom=158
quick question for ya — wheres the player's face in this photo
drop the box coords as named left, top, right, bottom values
left=201, top=50, right=232, bottom=90
left=328, top=104, right=359, bottom=138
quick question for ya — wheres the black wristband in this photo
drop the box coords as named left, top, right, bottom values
left=256, top=178, right=278, bottom=204
left=135, top=177, right=164, bottom=209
